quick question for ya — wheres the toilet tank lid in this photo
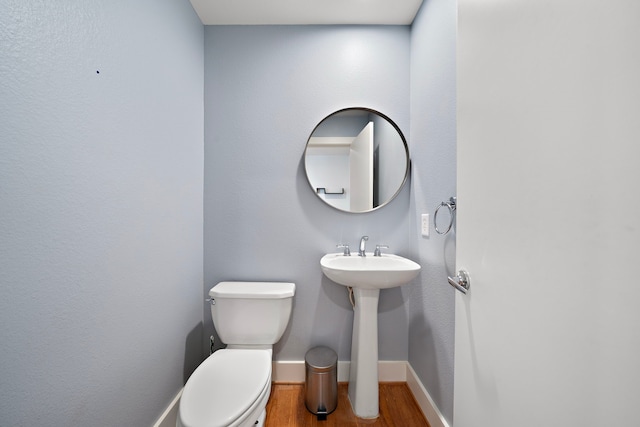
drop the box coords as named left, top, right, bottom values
left=210, top=281, right=296, bottom=299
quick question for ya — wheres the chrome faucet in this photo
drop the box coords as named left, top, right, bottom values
left=374, top=244, right=389, bottom=257
left=358, top=236, right=369, bottom=256
left=336, top=243, right=351, bottom=256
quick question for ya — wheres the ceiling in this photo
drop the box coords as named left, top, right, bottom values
left=189, top=0, right=424, bottom=25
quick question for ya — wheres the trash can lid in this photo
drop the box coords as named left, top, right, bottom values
left=305, top=346, right=338, bottom=371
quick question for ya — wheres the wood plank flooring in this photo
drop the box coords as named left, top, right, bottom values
left=265, top=383, right=430, bottom=427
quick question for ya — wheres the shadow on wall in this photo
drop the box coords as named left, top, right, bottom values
left=408, top=312, right=444, bottom=405
left=443, top=230, right=456, bottom=277
left=184, top=322, right=204, bottom=384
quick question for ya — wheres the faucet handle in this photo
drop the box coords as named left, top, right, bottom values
left=336, top=244, right=351, bottom=256
left=374, top=244, right=389, bottom=257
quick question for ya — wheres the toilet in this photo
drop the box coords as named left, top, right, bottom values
left=177, top=281, right=296, bottom=427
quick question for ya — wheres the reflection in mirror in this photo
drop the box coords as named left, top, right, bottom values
left=304, top=108, right=409, bottom=213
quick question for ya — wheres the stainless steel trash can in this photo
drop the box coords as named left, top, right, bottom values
left=305, top=346, right=338, bottom=420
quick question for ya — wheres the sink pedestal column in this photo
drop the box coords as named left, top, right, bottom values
left=348, top=287, right=380, bottom=419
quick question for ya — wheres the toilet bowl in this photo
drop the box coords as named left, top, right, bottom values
left=177, top=282, right=295, bottom=427
left=177, top=349, right=272, bottom=427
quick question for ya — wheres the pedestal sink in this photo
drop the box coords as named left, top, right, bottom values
left=320, top=252, right=421, bottom=418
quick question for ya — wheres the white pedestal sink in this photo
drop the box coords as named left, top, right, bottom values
left=320, top=252, right=421, bottom=418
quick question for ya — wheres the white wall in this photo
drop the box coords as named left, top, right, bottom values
left=305, top=147, right=351, bottom=211
left=203, top=26, right=413, bottom=362
left=0, top=1, right=204, bottom=425
left=409, top=0, right=458, bottom=423
left=455, top=0, right=640, bottom=425
left=374, top=114, right=407, bottom=203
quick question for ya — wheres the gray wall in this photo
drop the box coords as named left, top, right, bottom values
left=0, top=3, right=458, bottom=424
left=0, top=1, right=204, bottom=426
left=203, top=26, right=414, bottom=361
left=409, top=0, right=457, bottom=424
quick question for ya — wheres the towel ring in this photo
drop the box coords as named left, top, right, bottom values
left=434, top=197, right=456, bottom=235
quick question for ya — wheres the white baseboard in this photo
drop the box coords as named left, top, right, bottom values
left=406, top=364, right=450, bottom=427
left=152, top=389, right=181, bottom=427
left=272, top=360, right=408, bottom=383
left=272, top=360, right=353, bottom=382
left=154, top=361, right=449, bottom=427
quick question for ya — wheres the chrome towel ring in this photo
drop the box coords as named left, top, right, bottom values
left=434, top=196, right=456, bottom=235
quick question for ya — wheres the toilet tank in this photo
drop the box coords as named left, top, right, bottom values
left=209, top=282, right=295, bottom=346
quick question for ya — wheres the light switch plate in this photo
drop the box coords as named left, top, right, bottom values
left=421, top=214, right=429, bottom=237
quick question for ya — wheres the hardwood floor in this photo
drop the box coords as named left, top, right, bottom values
left=265, top=382, right=430, bottom=427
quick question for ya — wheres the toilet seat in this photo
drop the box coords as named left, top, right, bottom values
left=178, top=349, right=272, bottom=427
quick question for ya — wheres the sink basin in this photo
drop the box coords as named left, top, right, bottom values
left=320, top=253, right=421, bottom=289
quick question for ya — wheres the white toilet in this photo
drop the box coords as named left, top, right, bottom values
left=177, top=281, right=296, bottom=427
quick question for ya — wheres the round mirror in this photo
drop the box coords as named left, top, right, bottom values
left=304, top=107, right=409, bottom=213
